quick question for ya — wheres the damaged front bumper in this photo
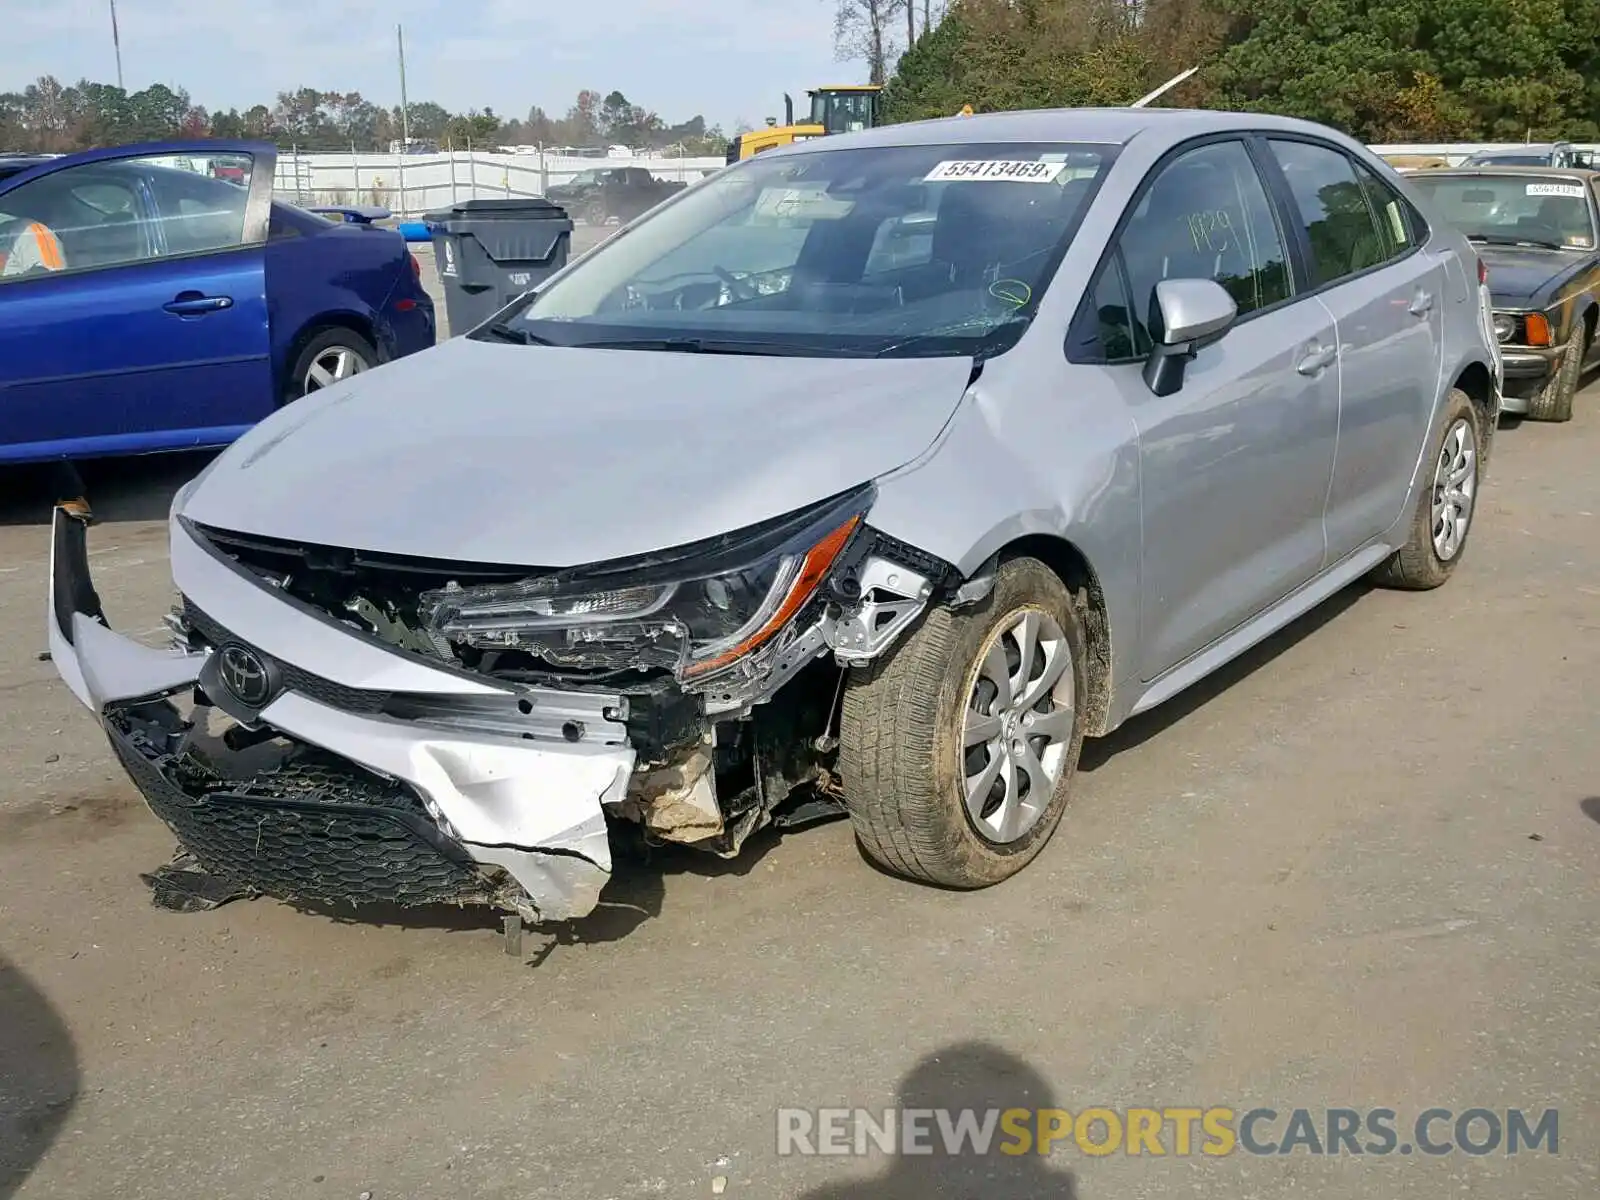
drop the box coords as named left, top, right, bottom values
left=47, top=509, right=636, bottom=923
left=48, top=487, right=965, bottom=925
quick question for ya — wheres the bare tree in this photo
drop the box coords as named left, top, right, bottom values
left=833, top=0, right=905, bottom=84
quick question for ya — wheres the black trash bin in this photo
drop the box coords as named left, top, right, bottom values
left=426, top=198, right=572, bottom=334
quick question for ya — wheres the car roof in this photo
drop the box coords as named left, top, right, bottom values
left=0, top=153, right=57, bottom=178
left=778, top=106, right=1371, bottom=153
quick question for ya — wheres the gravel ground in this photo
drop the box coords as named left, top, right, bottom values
left=0, top=351, right=1596, bottom=1199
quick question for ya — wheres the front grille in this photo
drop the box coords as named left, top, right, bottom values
left=107, top=711, right=492, bottom=908
left=182, top=599, right=393, bottom=715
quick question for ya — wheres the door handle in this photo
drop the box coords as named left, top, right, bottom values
left=163, top=294, right=233, bottom=316
left=1296, top=343, right=1337, bottom=375
left=1409, top=289, right=1434, bottom=316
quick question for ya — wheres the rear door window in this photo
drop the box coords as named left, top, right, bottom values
left=1267, top=140, right=1390, bottom=285
left=1352, top=162, right=1419, bottom=261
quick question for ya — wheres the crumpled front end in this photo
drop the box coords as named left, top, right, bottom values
left=47, top=482, right=969, bottom=926
left=48, top=508, right=634, bottom=923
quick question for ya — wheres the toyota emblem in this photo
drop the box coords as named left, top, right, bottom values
left=218, top=643, right=272, bottom=708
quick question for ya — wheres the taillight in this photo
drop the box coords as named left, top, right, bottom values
left=1477, top=256, right=1488, bottom=286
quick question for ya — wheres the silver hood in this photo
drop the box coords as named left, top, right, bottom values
left=180, top=336, right=974, bottom=566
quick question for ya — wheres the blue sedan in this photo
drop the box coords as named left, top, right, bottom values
left=0, top=139, right=436, bottom=464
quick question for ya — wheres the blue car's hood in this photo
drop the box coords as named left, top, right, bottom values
left=179, top=335, right=974, bottom=567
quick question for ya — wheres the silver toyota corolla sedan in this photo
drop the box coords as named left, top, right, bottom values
left=49, top=108, right=1503, bottom=926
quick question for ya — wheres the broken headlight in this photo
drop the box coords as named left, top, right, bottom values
left=418, top=489, right=871, bottom=682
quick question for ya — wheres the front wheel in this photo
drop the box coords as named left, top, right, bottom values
left=1370, top=388, right=1482, bottom=590
left=838, top=557, right=1087, bottom=888
left=286, top=328, right=375, bottom=402
left=1527, top=321, right=1583, bottom=422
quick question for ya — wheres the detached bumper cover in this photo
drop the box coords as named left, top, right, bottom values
left=47, top=509, right=635, bottom=923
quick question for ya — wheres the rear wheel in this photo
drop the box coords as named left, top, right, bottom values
left=286, top=328, right=375, bottom=402
left=838, top=557, right=1086, bottom=888
left=1527, top=321, right=1583, bottom=422
left=1370, top=388, right=1481, bottom=590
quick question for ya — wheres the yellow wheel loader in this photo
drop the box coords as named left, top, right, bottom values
left=724, top=85, right=886, bottom=163
left=719, top=66, right=1194, bottom=165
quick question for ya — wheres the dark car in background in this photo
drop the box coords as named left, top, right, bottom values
left=0, top=140, right=435, bottom=464
left=1460, top=142, right=1593, bottom=169
left=545, top=166, right=688, bottom=226
left=1411, top=166, right=1600, bottom=421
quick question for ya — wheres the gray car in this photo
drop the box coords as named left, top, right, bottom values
left=1461, top=142, right=1593, bottom=170
left=49, top=108, right=1503, bottom=927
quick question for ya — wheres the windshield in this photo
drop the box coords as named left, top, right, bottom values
left=1409, top=174, right=1595, bottom=249
left=809, top=91, right=876, bottom=135
left=494, top=140, right=1116, bottom=359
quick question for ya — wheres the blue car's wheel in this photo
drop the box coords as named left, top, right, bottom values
left=287, top=328, right=375, bottom=401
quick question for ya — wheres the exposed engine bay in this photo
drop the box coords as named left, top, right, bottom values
left=165, top=487, right=982, bottom=879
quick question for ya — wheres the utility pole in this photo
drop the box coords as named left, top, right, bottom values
left=109, top=0, right=124, bottom=91
left=397, top=23, right=411, bottom=147
left=396, top=23, right=410, bottom=218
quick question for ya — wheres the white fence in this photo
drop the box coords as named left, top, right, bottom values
left=270, top=150, right=726, bottom=217
left=265, top=142, right=1599, bottom=216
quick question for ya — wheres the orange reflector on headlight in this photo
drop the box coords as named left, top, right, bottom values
left=1524, top=313, right=1553, bottom=346
left=682, top=514, right=862, bottom=679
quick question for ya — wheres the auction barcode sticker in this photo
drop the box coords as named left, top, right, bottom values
left=923, top=160, right=1068, bottom=183
left=1526, top=182, right=1586, bottom=197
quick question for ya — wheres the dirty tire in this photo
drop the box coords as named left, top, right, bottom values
left=1527, top=322, right=1582, bottom=422
left=284, top=328, right=376, bottom=403
left=838, top=556, right=1087, bottom=889
left=1370, top=388, right=1481, bottom=590
left=583, top=199, right=607, bottom=226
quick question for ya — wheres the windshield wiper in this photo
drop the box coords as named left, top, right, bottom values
left=571, top=336, right=858, bottom=356
left=874, top=317, right=1026, bottom=360
left=1469, top=234, right=1567, bottom=251
left=478, top=322, right=558, bottom=345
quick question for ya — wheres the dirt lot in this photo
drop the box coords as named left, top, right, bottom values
left=2, top=357, right=1598, bottom=1196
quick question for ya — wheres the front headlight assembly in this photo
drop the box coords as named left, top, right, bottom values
left=417, top=487, right=872, bottom=685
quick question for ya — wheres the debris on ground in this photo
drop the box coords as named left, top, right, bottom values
left=139, top=851, right=252, bottom=912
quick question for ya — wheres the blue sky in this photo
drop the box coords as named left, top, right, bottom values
left=6, top=0, right=861, bottom=132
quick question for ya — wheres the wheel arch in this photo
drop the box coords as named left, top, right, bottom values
left=277, top=311, right=379, bottom=403
left=1450, top=358, right=1498, bottom=471
left=984, top=533, right=1114, bottom=738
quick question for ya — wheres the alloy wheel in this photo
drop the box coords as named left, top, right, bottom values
left=303, top=346, right=367, bottom=393
left=1430, top=417, right=1477, bottom=561
left=961, top=608, right=1076, bottom=844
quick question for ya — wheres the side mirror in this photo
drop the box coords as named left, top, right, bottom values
left=1141, top=278, right=1238, bottom=397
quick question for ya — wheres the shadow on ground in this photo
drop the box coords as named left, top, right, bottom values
left=1581, top=796, right=1600, bottom=826
left=798, top=1041, right=1079, bottom=1200
left=0, top=955, right=79, bottom=1200
left=1080, top=583, right=1369, bottom=771
left=259, top=821, right=792, bottom=964
left=0, top=452, right=217, bottom=528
